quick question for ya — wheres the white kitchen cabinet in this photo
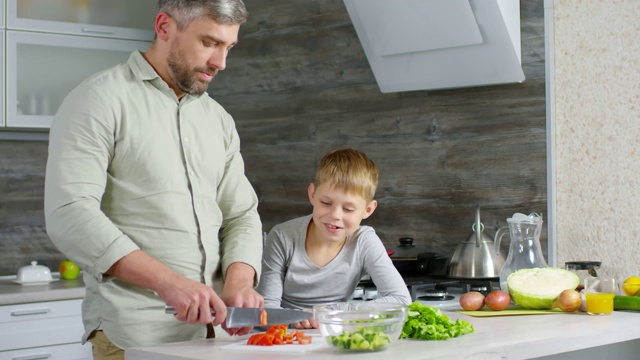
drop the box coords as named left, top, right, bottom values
left=1, top=0, right=154, bottom=131
left=6, top=0, right=156, bottom=41
left=0, top=343, right=91, bottom=360
left=6, top=31, right=149, bottom=128
left=1, top=0, right=5, bottom=27
left=0, top=298, right=92, bottom=359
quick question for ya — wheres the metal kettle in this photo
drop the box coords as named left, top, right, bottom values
left=447, top=205, right=506, bottom=279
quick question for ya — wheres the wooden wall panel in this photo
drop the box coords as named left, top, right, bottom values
left=0, top=141, right=59, bottom=274
left=218, top=0, right=547, bottom=256
left=0, top=0, right=546, bottom=275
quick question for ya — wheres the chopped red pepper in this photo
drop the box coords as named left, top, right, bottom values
left=259, top=308, right=268, bottom=326
left=272, top=333, right=285, bottom=345
left=257, top=333, right=275, bottom=346
left=266, top=324, right=287, bottom=336
left=247, top=333, right=262, bottom=345
left=246, top=325, right=312, bottom=346
left=297, top=335, right=312, bottom=345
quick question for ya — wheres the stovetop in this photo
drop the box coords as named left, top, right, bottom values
left=403, top=276, right=500, bottom=301
left=353, top=276, right=500, bottom=309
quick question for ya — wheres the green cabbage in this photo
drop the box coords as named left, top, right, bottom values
left=507, top=267, right=580, bottom=309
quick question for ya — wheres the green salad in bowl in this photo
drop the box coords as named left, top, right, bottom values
left=313, top=302, right=407, bottom=352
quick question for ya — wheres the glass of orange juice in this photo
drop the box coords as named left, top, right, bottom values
left=584, top=277, right=617, bottom=315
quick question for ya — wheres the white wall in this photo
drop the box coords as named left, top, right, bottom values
left=551, top=0, right=640, bottom=281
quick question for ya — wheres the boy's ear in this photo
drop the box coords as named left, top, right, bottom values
left=362, top=200, right=378, bottom=219
left=307, top=183, right=316, bottom=204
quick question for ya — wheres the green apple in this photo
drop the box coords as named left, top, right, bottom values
left=59, top=260, right=80, bottom=280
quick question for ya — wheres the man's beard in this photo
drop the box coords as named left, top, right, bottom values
left=167, top=47, right=217, bottom=96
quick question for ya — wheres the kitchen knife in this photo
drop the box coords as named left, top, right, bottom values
left=164, top=305, right=311, bottom=327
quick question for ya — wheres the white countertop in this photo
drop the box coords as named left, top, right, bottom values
left=125, top=310, right=640, bottom=360
left=0, top=273, right=85, bottom=305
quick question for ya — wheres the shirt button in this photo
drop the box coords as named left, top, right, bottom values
left=184, top=137, right=190, bottom=143
left=190, top=170, right=195, bottom=176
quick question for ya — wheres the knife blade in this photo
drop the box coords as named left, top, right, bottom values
left=164, top=305, right=311, bottom=327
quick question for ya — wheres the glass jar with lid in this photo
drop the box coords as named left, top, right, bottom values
left=565, top=261, right=601, bottom=290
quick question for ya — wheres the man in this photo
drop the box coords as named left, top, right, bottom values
left=44, top=1, right=262, bottom=358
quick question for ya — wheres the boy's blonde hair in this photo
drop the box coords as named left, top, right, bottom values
left=314, top=148, right=379, bottom=203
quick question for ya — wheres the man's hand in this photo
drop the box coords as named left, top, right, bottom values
left=220, top=262, right=263, bottom=336
left=158, top=277, right=227, bottom=326
left=106, top=250, right=227, bottom=326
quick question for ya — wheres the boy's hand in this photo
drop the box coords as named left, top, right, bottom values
left=293, top=317, right=318, bottom=329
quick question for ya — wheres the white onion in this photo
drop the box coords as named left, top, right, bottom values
left=554, top=289, right=581, bottom=312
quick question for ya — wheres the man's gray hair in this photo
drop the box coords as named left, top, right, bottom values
left=158, top=0, right=248, bottom=29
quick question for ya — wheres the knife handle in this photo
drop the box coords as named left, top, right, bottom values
left=164, top=305, right=216, bottom=315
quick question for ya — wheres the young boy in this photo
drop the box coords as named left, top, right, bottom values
left=257, top=148, right=411, bottom=329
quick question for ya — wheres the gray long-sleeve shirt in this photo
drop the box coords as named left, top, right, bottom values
left=257, top=215, right=411, bottom=310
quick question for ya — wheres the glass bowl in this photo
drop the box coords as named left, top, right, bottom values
left=313, top=302, right=407, bottom=352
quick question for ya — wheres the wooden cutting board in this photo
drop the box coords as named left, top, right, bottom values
left=457, top=306, right=563, bottom=317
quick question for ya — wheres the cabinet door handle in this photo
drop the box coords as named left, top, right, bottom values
left=10, top=308, right=50, bottom=316
left=12, top=354, right=52, bottom=360
left=81, top=27, right=115, bottom=35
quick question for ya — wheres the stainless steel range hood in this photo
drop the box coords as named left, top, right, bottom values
left=343, top=0, right=525, bottom=93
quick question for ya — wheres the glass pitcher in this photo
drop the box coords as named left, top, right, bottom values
left=494, top=213, right=547, bottom=292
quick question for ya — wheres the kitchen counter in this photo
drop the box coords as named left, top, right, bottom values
left=125, top=310, right=640, bottom=360
left=0, top=273, right=85, bottom=305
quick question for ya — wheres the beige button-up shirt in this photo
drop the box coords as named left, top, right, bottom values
left=44, top=51, right=262, bottom=349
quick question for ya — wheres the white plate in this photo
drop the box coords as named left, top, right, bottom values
left=11, top=276, right=60, bottom=286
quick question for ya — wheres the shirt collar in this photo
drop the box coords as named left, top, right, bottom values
left=128, top=50, right=159, bottom=81
left=127, top=50, right=207, bottom=103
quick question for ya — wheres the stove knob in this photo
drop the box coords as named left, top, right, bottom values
left=364, top=289, right=378, bottom=300
left=352, top=287, right=364, bottom=299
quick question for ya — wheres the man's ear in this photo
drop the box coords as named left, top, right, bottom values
left=362, top=200, right=378, bottom=219
left=155, top=12, right=173, bottom=41
left=307, top=183, right=315, bottom=204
